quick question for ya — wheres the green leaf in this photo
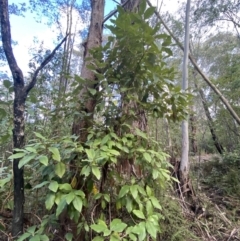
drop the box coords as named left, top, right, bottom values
left=146, top=220, right=157, bottom=239
left=146, top=200, right=153, bottom=216
left=92, top=166, right=101, bottom=180
left=48, top=181, right=59, bottom=192
left=65, top=192, right=75, bottom=204
left=162, top=47, right=173, bottom=56
left=108, top=149, right=120, bottom=156
left=40, top=235, right=49, bottom=241
left=143, top=152, right=151, bottom=163
left=101, top=135, right=110, bottom=145
left=25, top=146, right=37, bottom=153
left=103, top=229, right=111, bottom=236
left=55, top=162, right=66, bottom=178
left=80, top=165, right=91, bottom=177
left=8, top=152, right=26, bottom=159
left=18, top=154, right=36, bottom=168
left=139, top=0, right=146, bottom=14
left=104, top=194, right=110, bottom=202
left=91, top=221, right=108, bottom=233
left=33, top=181, right=49, bottom=190
left=110, top=234, right=121, bottom=241
left=144, top=7, right=155, bottom=19
left=73, top=196, right=83, bottom=212
left=133, top=210, right=145, bottom=219
left=29, top=235, right=41, bottom=241
left=92, top=237, right=104, bottom=241
left=39, top=155, right=48, bottom=166
left=65, top=233, right=73, bottom=241
left=45, top=193, right=55, bottom=210
left=138, top=222, right=147, bottom=241
left=150, top=196, right=162, bottom=210
left=3, top=79, right=12, bottom=88
left=152, top=169, right=158, bottom=179
left=129, top=233, right=137, bottom=241
left=34, top=132, right=46, bottom=140
left=110, top=219, right=127, bottom=232
left=17, top=232, right=31, bottom=241
left=130, top=185, right=138, bottom=199
left=86, top=149, right=95, bottom=160
left=118, top=185, right=129, bottom=198
left=56, top=199, right=67, bottom=217
left=135, top=128, right=147, bottom=139
left=126, top=196, right=133, bottom=213
left=27, top=225, right=37, bottom=235
left=49, top=147, right=61, bottom=162
left=146, top=186, right=152, bottom=197
left=74, top=190, right=85, bottom=198
left=88, top=87, right=97, bottom=96
left=137, top=186, right=146, bottom=196
left=59, top=183, right=72, bottom=191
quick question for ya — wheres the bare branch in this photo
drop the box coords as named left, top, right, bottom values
left=0, top=0, right=24, bottom=86
left=24, top=34, right=69, bottom=95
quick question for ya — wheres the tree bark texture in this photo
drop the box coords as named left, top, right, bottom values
left=72, top=0, right=105, bottom=143
left=1, top=0, right=26, bottom=236
left=69, top=1, right=105, bottom=239
left=0, top=0, right=67, bottom=236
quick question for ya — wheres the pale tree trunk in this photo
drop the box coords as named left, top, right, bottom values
left=0, top=0, right=67, bottom=237
left=179, top=0, right=190, bottom=194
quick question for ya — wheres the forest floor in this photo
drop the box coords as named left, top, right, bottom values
left=188, top=154, right=240, bottom=241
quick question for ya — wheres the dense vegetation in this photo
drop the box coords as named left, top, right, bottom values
left=0, top=0, right=240, bottom=240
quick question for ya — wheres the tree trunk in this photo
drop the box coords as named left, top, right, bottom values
left=189, top=110, right=198, bottom=155
left=193, top=78, right=224, bottom=154
left=179, top=0, right=190, bottom=195
left=0, top=1, right=67, bottom=236
left=72, top=0, right=104, bottom=142
left=69, top=0, right=104, bottom=239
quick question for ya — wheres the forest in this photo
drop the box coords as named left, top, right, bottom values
left=0, top=0, right=240, bottom=240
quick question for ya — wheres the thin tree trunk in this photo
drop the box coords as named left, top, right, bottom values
left=179, top=0, right=190, bottom=195
left=193, top=78, right=224, bottom=154
left=189, top=110, right=198, bottom=155
left=0, top=1, right=67, bottom=236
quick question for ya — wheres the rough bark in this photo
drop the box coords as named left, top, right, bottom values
left=72, top=0, right=105, bottom=142
left=147, top=0, right=240, bottom=126
left=69, top=0, right=104, bottom=239
left=0, top=0, right=67, bottom=236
